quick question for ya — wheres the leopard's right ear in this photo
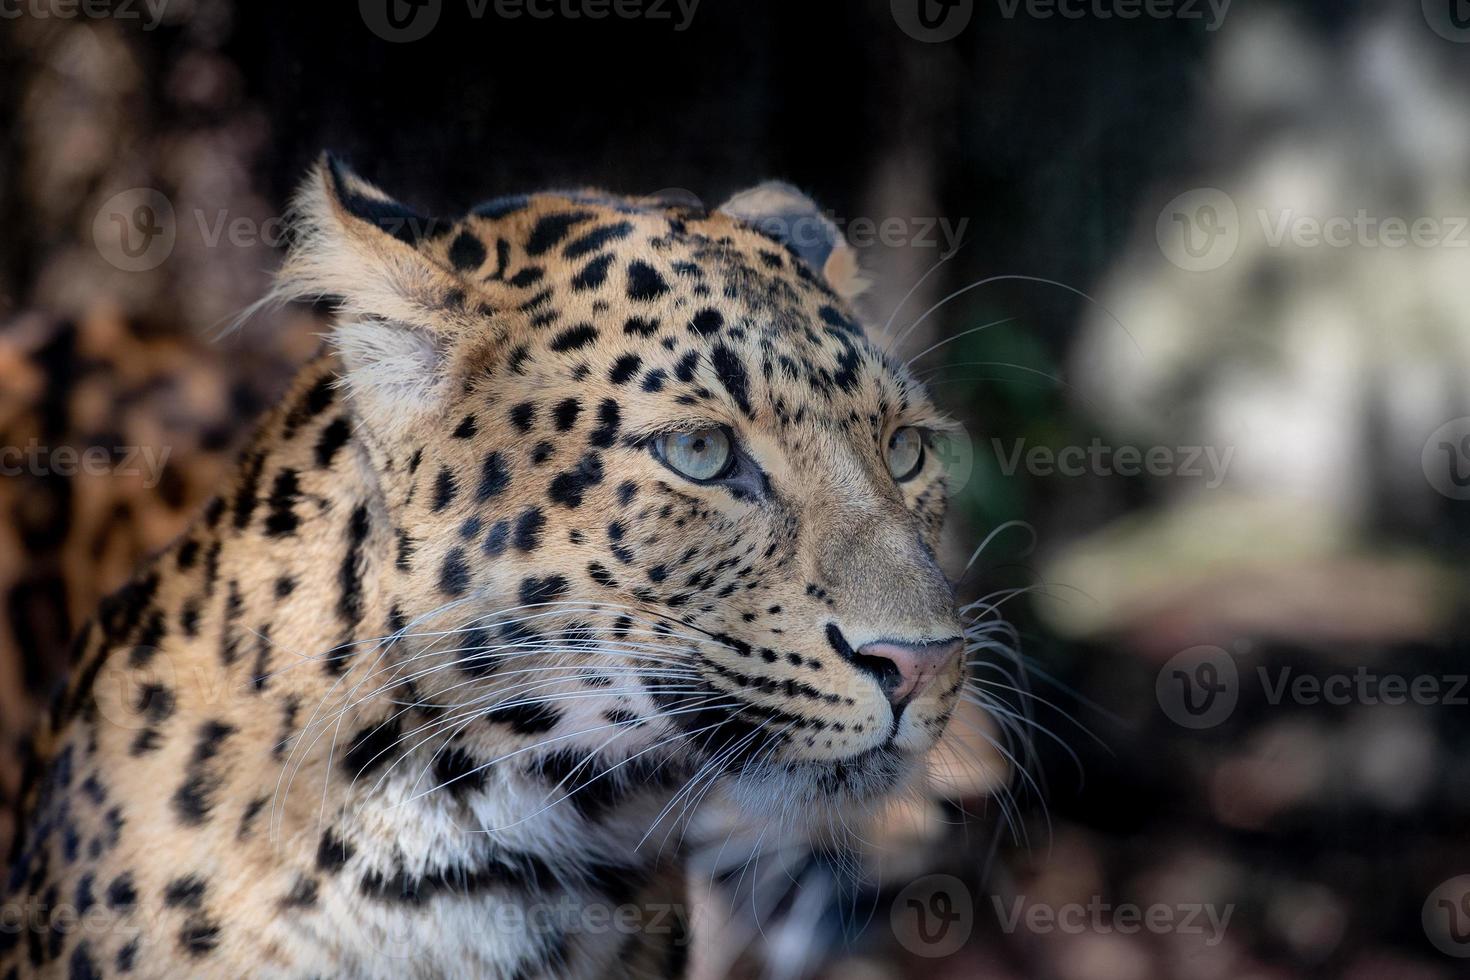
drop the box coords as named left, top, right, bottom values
left=274, top=154, right=469, bottom=435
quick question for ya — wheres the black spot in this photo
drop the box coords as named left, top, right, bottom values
left=69, top=942, right=101, bottom=980
left=438, top=547, right=470, bottom=596
left=514, top=507, right=546, bottom=551
left=317, top=829, right=356, bottom=872
left=433, top=747, right=489, bottom=799
left=231, top=451, right=265, bottom=530
left=432, top=467, right=458, bottom=512
left=525, top=210, right=595, bottom=256
left=563, top=220, right=634, bottom=259
left=509, top=266, right=544, bottom=287
left=343, top=718, right=403, bottom=779
left=690, top=308, right=724, bottom=337
left=395, top=529, right=415, bottom=572
left=313, top=417, right=352, bottom=470
left=483, top=519, right=511, bottom=556
left=624, top=316, right=659, bottom=337
left=264, top=468, right=301, bottom=537
left=641, top=369, right=667, bottom=393
left=548, top=452, right=604, bottom=508
left=531, top=441, right=555, bottom=464
left=106, top=874, right=137, bottom=909
left=674, top=350, right=699, bottom=383
left=553, top=398, right=582, bottom=431
left=179, top=914, right=221, bottom=957
left=477, top=451, right=510, bottom=500
left=589, top=400, right=620, bottom=448
left=163, top=875, right=206, bottom=909
left=550, top=323, right=598, bottom=352
left=172, top=721, right=235, bottom=826
left=571, top=253, right=616, bottom=291
left=711, top=343, right=753, bottom=416
left=449, top=231, right=487, bottom=271
left=609, top=354, right=642, bottom=385
left=338, top=504, right=371, bottom=627
left=509, top=402, right=537, bottom=432
left=486, top=701, right=562, bottom=736
left=518, top=574, right=569, bottom=606
left=275, top=575, right=296, bottom=598
left=453, top=414, right=479, bottom=438
left=819, top=305, right=861, bottom=335
left=115, top=939, right=138, bottom=972
left=282, top=375, right=337, bottom=439
left=627, top=260, right=670, bottom=301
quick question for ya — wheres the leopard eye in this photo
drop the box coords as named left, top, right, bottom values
left=655, top=427, right=733, bottom=482
left=886, top=426, right=925, bottom=482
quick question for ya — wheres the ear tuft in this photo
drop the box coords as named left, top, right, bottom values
left=323, top=154, right=450, bottom=247
left=270, top=154, right=465, bottom=437
left=719, top=181, right=868, bottom=301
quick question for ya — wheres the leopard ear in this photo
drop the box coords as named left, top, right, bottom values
left=275, top=154, right=464, bottom=437
left=719, top=181, right=869, bottom=302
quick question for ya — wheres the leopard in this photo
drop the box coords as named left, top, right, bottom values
left=1, top=155, right=971, bottom=979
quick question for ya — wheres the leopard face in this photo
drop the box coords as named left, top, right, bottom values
left=287, top=159, right=966, bottom=825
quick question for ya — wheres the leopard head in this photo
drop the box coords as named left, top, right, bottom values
left=276, top=155, right=967, bottom=823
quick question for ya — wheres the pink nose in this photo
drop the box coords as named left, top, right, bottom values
left=857, top=638, right=963, bottom=705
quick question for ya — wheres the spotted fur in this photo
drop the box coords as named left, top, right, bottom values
left=1, top=157, right=967, bottom=978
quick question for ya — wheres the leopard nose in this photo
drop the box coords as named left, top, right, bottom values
left=857, top=638, right=963, bottom=705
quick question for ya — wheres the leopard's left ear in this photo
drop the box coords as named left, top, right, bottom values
left=719, top=182, right=869, bottom=302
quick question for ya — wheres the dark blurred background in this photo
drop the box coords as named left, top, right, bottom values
left=4, top=0, right=1470, bottom=976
